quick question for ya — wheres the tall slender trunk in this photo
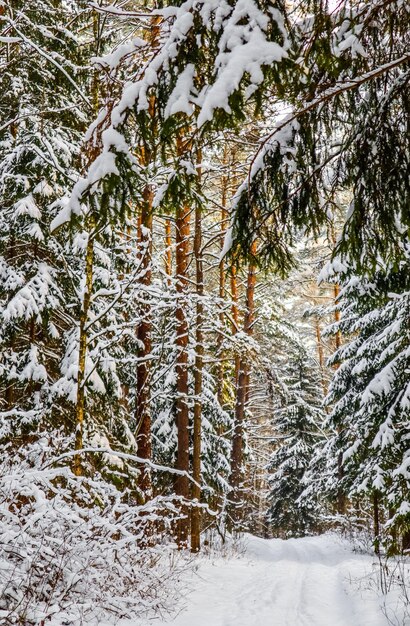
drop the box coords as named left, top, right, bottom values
left=134, top=15, right=161, bottom=499
left=73, top=224, right=94, bottom=476
left=373, top=491, right=380, bottom=555
left=217, top=239, right=227, bottom=404
left=330, top=220, right=342, bottom=354
left=5, top=239, right=16, bottom=409
left=334, top=283, right=342, bottom=351
left=191, top=183, right=204, bottom=553
left=164, top=218, right=173, bottom=284
left=315, top=316, right=328, bottom=397
left=329, top=218, right=346, bottom=515
left=229, top=242, right=257, bottom=527
left=388, top=507, right=398, bottom=555
left=217, top=145, right=230, bottom=405
left=174, top=196, right=191, bottom=547
left=333, top=282, right=346, bottom=515
left=230, top=264, right=241, bottom=388
left=135, top=184, right=153, bottom=498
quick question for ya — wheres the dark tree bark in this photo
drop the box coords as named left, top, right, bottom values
left=134, top=15, right=161, bottom=500
left=191, top=189, right=204, bottom=553
left=314, top=316, right=328, bottom=397
left=135, top=184, right=153, bottom=498
left=174, top=196, right=191, bottom=548
left=217, top=144, right=230, bottom=405
left=373, top=491, right=380, bottom=555
left=164, top=218, right=173, bottom=284
left=229, top=242, right=257, bottom=527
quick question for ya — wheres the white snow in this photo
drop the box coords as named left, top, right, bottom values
left=14, top=194, right=41, bottom=219
left=137, top=534, right=402, bottom=626
left=91, top=38, right=146, bottom=71
left=196, top=0, right=288, bottom=127
left=220, top=225, right=233, bottom=260
left=0, top=35, right=21, bottom=43
left=165, top=64, right=196, bottom=118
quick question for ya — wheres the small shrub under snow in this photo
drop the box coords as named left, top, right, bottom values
left=0, top=438, right=188, bottom=625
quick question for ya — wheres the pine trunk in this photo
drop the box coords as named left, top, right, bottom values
left=333, top=282, right=346, bottom=515
left=191, top=195, right=204, bottom=553
left=174, top=199, right=191, bottom=548
left=73, top=224, right=94, bottom=477
left=231, top=264, right=241, bottom=387
left=229, top=243, right=257, bottom=527
left=134, top=16, right=160, bottom=498
left=165, top=218, right=173, bottom=284
left=217, top=145, right=230, bottom=405
left=5, top=240, right=15, bottom=409
left=373, top=491, right=380, bottom=555
left=135, top=184, right=153, bottom=498
left=314, top=317, right=328, bottom=397
left=387, top=507, right=399, bottom=555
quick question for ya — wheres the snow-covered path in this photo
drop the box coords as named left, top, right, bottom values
left=149, top=535, right=394, bottom=626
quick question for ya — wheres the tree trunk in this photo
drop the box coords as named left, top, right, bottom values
left=336, top=454, right=346, bottom=515
left=73, top=223, right=94, bottom=477
left=329, top=247, right=346, bottom=515
left=334, top=283, right=342, bottom=351
left=230, top=264, right=241, bottom=389
left=135, top=184, right=153, bottom=498
left=4, top=238, right=16, bottom=410
left=134, top=15, right=161, bottom=499
left=229, top=242, right=257, bottom=527
left=191, top=188, right=204, bottom=553
left=174, top=197, right=191, bottom=548
left=387, top=507, right=399, bottom=555
left=164, top=218, right=173, bottom=284
left=373, top=491, right=380, bottom=555
left=217, top=145, right=230, bottom=405
left=314, top=316, right=328, bottom=397
left=333, top=282, right=347, bottom=515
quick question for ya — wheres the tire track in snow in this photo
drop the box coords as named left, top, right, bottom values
left=143, top=534, right=391, bottom=626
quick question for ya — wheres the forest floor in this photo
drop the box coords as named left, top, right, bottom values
left=141, top=534, right=407, bottom=626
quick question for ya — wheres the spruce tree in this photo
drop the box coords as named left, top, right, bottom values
left=230, top=0, right=410, bottom=273
left=0, top=0, right=89, bottom=437
left=323, top=249, right=410, bottom=551
left=267, top=331, right=325, bottom=537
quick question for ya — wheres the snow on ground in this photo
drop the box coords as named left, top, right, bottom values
left=136, top=534, right=406, bottom=626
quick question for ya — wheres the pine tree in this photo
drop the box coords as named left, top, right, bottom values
left=323, top=249, right=410, bottom=552
left=267, top=324, right=326, bottom=537
left=230, top=0, right=410, bottom=273
left=0, top=1, right=144, bottom=488
left=0, top=0, right=90, bottom=437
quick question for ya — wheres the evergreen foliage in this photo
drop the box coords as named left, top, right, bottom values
left=322, top=249, right=410, bottom=549
left=231, top=0, right=410, bottom=273
left=267, top=323, right=326, bottom=537
left=0, top=2, right=408, bottom=614
left=0, top=0, right=89, bottom=435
